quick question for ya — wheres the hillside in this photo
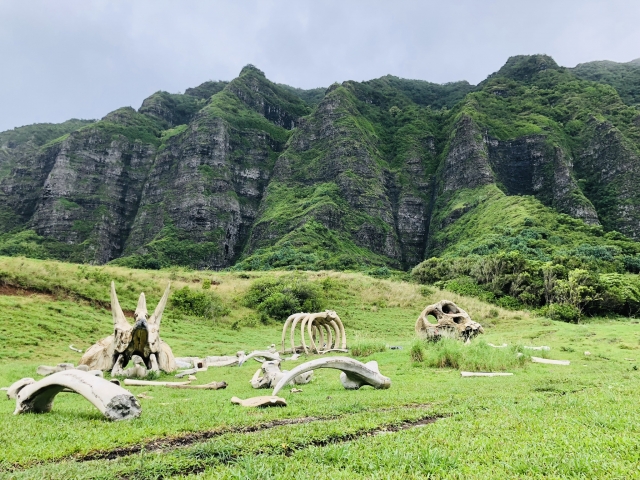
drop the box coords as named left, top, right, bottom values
left=1, top=55, right=640, bottom=283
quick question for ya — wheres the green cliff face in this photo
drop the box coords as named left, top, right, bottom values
left=1, top=55, right=640, bottom=276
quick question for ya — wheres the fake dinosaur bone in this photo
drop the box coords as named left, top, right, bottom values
left=231, top=395, right=287, bottom=407
left=249, top=360, right=313, bottom=389
left=272, top=357, right=391, bottom=395
left=14, top=370, right=141, bottom=421
left=6, top=378, right=35, bottom=400
left=281, top=311, right=347, bottom=355
left=415, top=300, right=484, bottom=342
left=80, top=282, right=176, bottom=373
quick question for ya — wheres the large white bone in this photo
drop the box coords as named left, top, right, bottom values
left=272, top=356, right=391, bottom=395
left=238, top=350, right=281, bottom=366
left=14, top=370, right=141, bottom=421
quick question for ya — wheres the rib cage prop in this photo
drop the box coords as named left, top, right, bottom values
left=281, top=311, right=347, bottom=354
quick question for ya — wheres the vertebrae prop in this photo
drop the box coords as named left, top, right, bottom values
left=281, top=310, right=347, bottom=354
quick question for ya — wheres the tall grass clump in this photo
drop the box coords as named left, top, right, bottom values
left=419, top=338, right=529, bottom=371
left=349, top=340, right=386, bottom=357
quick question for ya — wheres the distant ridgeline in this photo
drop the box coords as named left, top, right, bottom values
left=2, top=55, right=640, bottom=316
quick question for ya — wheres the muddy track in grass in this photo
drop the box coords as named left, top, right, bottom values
left=7, top=404, right=442, bottom=472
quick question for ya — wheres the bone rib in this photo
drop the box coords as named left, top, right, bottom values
left=238, top=350, right=281, bottom=367
left=124, top=379, right=191, bottom=386
left=272, top=356, right=391, bottom=395
left=69, top=345, right=83, bottom=353
left=165, top=381, right=227, bottom=390
left=14, top=370, right=141, bottom=421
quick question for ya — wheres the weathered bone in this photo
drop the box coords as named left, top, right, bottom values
left=282, top=311, right=347, bottom=355
left=123, top=379, right=190, bottom=386
left=250, top=360, right=313, bottom=389
left=531, top=357, right=570, bottom=365
left=487, top=343, right=508, bottom=348
left=36, top=363, right=75, bottom=376
left=7, top=378, right=35, bottom=400
left=415, top=300, right=484, bottom=342
left=238, top=350, right=281, bottom=366
left=272, top=356, right=391, bottom=395
left=80, top=282, right=176, bottom=373
left=524, top=346, right=551, bottom=351
left=231, top=396, right=287, bottom=407
left=69, top=345, right=83, bottom=353
left=165, top=381, right=227, bottom=390
left=14, top=370, right=141, bottom=421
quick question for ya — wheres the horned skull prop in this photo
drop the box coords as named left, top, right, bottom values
left=415, top=300, right=484, bottom=342
left=281, top=311, right=347, bottom=355
left=80, top=282, right=176, bottom=374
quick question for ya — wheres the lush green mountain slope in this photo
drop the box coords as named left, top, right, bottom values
left=572, top=58, right=640, bottom=106
left=1, top=55, right=640, bottom=307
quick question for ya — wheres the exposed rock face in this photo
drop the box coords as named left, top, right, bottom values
left=575, top=119, right=640, bottom=238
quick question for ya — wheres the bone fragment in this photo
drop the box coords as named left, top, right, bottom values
left=36, top=363, right=75, bottom=376
left=272, top=357, right=391, bottom=395
left=166, top=381, right=228, bottom=390
left=231, top=395, right=287, bottom=407
left=7, top=378, right=36, bottom=400
left=524, top=346, right=551, bottom=351
left=487, top=343, right=508, bottom=348
left=318, top=348, right=349, bottom=354
left=175, top=368, right=199, bottom=378
left=531, top=357, right=570, bottom=365
left=14, top=370, right=141, bottom=421
left=124, top=379, right=191, bottom=386
left=69, top=345, right=83, bottom=353
left=461, top=371, right=514, bottom=377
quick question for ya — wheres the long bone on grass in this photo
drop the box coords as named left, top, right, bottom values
left=272, top=356, right=390, bottom=395
left=14, top=369, right=141, bottom=421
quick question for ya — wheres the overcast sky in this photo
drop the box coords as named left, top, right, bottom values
left=1, top=0, right=639, bottom=132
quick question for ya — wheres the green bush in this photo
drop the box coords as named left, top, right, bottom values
left=243, top=275, right=326, bottom=320
left=170, top=286, right=230, bottom=320
left=350, top=340, right=386, bottom=357
left=542, top=303, right=581, bottom=323
left=410, top=340, right=425, bottom=363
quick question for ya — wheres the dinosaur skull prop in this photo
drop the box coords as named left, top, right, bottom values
left=80, top=282, right=177, bottom=373
left=415, top=300, right=484, bottom=342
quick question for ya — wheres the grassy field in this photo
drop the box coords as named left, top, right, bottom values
left=0, top=257, right=639, bottom=479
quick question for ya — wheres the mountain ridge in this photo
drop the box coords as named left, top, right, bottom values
left=1, top=54, right=639, bottom=279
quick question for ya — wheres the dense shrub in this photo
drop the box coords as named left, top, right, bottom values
left=243, top=275, right=326, bottom=321
left=170, top=286, right=230, bottom=320
left=412, top=251, right=640, bottom=320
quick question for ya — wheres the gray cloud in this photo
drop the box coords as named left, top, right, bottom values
left=1, top=0, right=638, bottom=131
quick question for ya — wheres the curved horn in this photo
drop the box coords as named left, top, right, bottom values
left=135, top=292, right=148, bottom=319
left=149, top=283, right=171, bottom=325
left=272, top=356, right=391, bottom=395
left=15, top=370, right=141, bottom=421
left=110, top=282, right=129, bottom=328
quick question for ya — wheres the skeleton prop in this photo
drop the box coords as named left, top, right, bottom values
left=272, top=357, right=391, bottom=395
left=249, top=360, right=313, bottom=389
left=415, top=300, right=484, bottom=342
left=281, top=311, right=347, bottom=354
left=14, top=370, right=141, bottom=421
left=80, top=282, right=176, bottom=373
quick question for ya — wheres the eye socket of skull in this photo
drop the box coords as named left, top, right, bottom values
left=452, top=316, right=465, bottom=324
left=441, top=304, right=459, bottom=314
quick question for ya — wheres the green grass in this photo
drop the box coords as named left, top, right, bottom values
left=0, top=257, right=639, bottom=478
